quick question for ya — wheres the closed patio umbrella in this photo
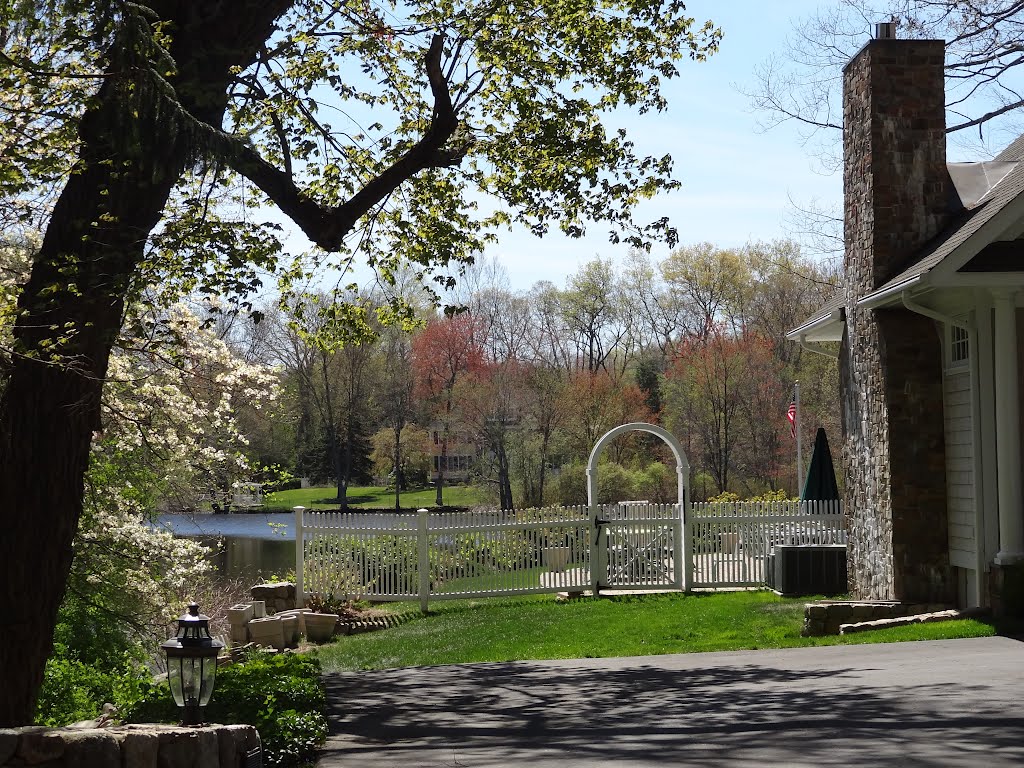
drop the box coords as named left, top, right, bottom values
left=800, top=427, right=840, bottom=502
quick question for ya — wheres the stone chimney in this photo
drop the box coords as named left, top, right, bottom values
left=840, top=33, right=954, bottom=604
left=843, top=36, right=951, bottom=292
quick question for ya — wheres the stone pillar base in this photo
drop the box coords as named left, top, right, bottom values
left=989, top=562, right=1024, bottom=618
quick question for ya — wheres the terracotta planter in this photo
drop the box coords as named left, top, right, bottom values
left=304, top=612, right=340, bottom=642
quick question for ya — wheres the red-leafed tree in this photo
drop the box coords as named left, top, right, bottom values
left=561, top=369, right=653, bottom=464
left=411, top=315, right=485, bottom=506
left=664, top=327, right=787, bottom=495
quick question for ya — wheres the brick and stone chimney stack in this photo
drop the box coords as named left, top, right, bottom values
left=840, top=28, right=954, bottom=603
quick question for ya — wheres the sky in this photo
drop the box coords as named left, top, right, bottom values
left=481, top=0, right=842, bottom=289
left=277, top=1, right=1019, bottom=295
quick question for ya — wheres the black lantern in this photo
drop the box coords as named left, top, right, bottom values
left=161, top=602, right=225, bottom=725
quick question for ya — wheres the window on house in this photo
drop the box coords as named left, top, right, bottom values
left=951, top=325, right=969, bottom=364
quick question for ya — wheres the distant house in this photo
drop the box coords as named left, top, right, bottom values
left=428, top=426, right=476, bottom=483
left=788, top=26, right=1024, bottom=613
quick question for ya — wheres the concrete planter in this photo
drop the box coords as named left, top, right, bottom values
left=276, top=608, right=311, bottom=636
left=247, top=616, right=284, bottom=650
left=304, top=613, right=340, bottom=642
left=543, top=546, right=571, bottom=572
left=279, top=615, right=300, bottom=648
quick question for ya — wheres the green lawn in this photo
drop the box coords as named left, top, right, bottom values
left=314, top=590, right=998, bottom=673
left=264, top=484, right=486, bottom=511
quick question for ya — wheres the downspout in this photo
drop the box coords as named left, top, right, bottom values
left=900, top=292, right=969, bottom=332
left=900, top=291, right=985, bottom=608
left=798, top=335, right=839, bottom=359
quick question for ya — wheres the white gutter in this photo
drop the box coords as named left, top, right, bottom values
left=899, top=290, right=984, bottom=608
left=857, top=275, right=924, bottom=309
left=786, top=309, right=845, bottom=343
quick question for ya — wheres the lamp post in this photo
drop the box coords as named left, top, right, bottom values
left=161, top=602, right=224, bottom=726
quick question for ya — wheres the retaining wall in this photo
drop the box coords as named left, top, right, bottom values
left=0, top=723, right=260, bottom=767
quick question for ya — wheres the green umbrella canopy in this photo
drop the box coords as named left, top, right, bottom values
left=801, top=427, right=840, bottom=502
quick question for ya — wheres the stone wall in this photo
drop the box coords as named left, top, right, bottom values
left=249, top=582, right=296, bottom=614
left=842, top=39, right=950, bottom=290
left=840, top=37, right=954, bottom=602
left=840, top=311, right=893, bottom=599
left=991, top=562, right=1024, bottom=617
left=0, top=723, right=259, bottom=768
left=802, top=600, right=951, bottom=636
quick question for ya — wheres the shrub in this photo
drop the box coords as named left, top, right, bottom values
left=36, top=650, right=118, bottom=726
left=123, top=650, right=328, bottom=767
left=35, top=595, right=155, bottom=728
left=555, top=463, right=586, bottom=506
left=632, top=462, right=675, bottom=503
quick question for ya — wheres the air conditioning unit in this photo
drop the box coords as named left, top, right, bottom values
left=765, top=544, right=847, bottom=596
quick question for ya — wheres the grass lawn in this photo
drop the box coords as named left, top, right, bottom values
left=314, top=590, right=998, bottom=673
left=265, top=484, right=486, bottom=511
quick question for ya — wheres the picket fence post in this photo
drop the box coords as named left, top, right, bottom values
left=293, top=506, right=305, bottom=606
left=417, top=508, right=430, bottom=613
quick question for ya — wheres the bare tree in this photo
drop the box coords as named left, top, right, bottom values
left=745, top=1, right=1024, bottom=173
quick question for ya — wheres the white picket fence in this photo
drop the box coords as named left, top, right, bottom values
left=688, top=500, right=845, bottom=588
left=294, top=500, right=845, bottom=610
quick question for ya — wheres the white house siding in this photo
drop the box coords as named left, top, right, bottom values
left=943, top=368, right=977, bottom=567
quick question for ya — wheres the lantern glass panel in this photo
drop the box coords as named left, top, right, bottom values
left=199, top=658, right=218, bottom=706
left=167, top=658, right=185, bottom=707
left=171, top=657, right=203, bottom=704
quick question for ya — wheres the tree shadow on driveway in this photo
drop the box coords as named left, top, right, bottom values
left=317, top=640, right=1024, bottom=767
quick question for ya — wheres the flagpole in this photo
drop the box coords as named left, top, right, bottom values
left=795, top=380, right=803, bottom=494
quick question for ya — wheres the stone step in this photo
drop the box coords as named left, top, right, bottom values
left=839, top=607, right=986, bottom=634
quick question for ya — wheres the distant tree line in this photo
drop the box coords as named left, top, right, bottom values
left=221, top=239, right=841, bottom=508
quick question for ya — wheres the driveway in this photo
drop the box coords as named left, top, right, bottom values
left=317, top=636, right=1024, bottom=767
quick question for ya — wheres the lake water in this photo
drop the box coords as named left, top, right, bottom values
left=155, top=512, right=410, bottom=584
left=155, top=513, right=298, bottom=584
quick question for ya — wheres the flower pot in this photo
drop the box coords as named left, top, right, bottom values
left=304, top=612, right=340, bottom=642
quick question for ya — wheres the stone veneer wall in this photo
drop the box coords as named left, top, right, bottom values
left=0, top=723, right=259, bottom=768
left=840, top=38, right=953, bottom=601
left=840, top=312, right=893, bottom=599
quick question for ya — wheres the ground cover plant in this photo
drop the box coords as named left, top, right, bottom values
left=265, top=484, right=486, bottom=511
left=314, top=591, right=997, bottom=672
left=123, top=649, right=327, bottom=768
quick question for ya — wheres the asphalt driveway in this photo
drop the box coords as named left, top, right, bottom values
left=317, top=636, right=1024, bottom=767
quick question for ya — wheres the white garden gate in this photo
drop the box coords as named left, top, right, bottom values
left=587, top=423, right=688, bottom=592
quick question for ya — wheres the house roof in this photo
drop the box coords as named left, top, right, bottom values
left=786, top=292, right=845, bottom=342
left=859, top=148, right=1024, bottom=306
left=787, top=131, right=1024, bottom=342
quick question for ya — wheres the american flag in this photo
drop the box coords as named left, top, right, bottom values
left=786, top=398, right=797, bottom=438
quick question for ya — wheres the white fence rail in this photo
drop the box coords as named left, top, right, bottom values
left=295, top=500, right=845, bottom=610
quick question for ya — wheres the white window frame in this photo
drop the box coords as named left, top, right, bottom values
left=948, top=322, right=970, bottom=368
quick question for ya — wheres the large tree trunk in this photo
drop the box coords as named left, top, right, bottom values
left=0, top=1, right=291, bottom=725
left=0, top=74, right=188, bottom=731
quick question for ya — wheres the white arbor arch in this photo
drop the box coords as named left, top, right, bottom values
left=587, top=422, right=691, bottom=591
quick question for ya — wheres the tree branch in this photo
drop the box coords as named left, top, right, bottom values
left=225, top=33, right=463, bottom=251
left=947, top=97, right=1024, bottom=133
